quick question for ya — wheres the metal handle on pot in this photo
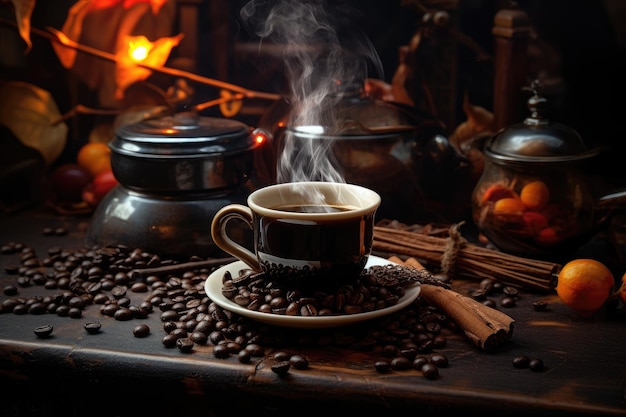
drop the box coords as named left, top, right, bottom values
left=211, top=205, right=261, bottom=272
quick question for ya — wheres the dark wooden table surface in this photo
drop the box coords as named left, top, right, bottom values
left=1, top=205, right=625, bottom=417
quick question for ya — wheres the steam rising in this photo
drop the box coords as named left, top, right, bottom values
left=240, top=0, right=383, bottom=184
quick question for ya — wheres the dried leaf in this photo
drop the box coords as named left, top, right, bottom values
left=0, top=81, right=68, bottom=166
left=51, top=0, right=176, bottom=106
left=53, top=0, right=170, bottom=68
left=9, top=0, right=35, bottom=52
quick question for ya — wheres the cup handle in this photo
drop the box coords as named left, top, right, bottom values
left=211, top=204, right=261, bottom=272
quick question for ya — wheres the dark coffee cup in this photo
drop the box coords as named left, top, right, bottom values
left=211, top=181, right=381, bottom=288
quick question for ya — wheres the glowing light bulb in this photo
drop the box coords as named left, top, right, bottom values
left=127, top=37, right=153, bottom=62
left=130, top=46, right=148, bottom=61
left=255, top=133, right=266, bottom=145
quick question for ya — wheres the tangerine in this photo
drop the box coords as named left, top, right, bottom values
left=77, top=142, right=111, bottom=177
left=556, top=259, right=614, bottom=317
left=493, top=197, right=526, bottom=217
left=520, top=180, right=550, bottom=211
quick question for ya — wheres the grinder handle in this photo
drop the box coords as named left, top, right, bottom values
left=211, top=204, right=261, bottom=272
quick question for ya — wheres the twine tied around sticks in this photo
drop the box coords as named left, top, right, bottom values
left=440, top=222, right=466, bottom=277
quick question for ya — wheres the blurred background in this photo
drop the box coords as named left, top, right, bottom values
left=1, top=0, right=625, bottom=215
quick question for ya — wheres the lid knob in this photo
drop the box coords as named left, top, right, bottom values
left=523, top=80, right=549, bottom=126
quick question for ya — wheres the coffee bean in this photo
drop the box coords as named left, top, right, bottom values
left=412, top=356, right=429, bottom=370
left=273, top=351, right=291, bottom=361
left=213, top=344, right=230, bottom=359
left=503, top=286, right=519, bottom=296
left=374, top=360, right=391, bottom=373
left=482, top=299, right=496, bottom=308
left=421, top=363, right=439, bottom=380
left=133, top=324, right=150, bottom=338
left=271, top=360, right=291, bottom=376
left=430, top=353, right=448, bottom=367
left=162, top=334, right=178, bottom=348
left=529, top=358, right=544, bottom=372
left=66, top=305, right=81, bottom=317
left=382, top=344, right=397, bottom=357
left=501, top=296, right=516, bottom=308
left=512, top=355, right=530, bottom=368
left=235, top=349, right=250, bottom=363
left=34, top=324, right=53, bottom=338
left=176, top=337, right=194, bottom=353
left=245, top=343, right=265, bottom=357
left=471, top=288, right=487, bottom=300
left=3, top=285, right=18, bottom=296
left=113, top=307, right=132, bottom=321
left=391, top=356, right=412, bottom=371
left=84, top=322, right=102, bottom=334
left=289, top=354, right=309, bottom=370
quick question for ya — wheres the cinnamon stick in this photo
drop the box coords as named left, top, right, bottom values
left=389, top=256, right=515, bottom=350
left=375, top=224, right=560, bottom=291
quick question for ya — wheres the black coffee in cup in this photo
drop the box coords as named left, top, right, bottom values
left=274, top=204, right=356, bottom=213
left=211, top=182, right=381, bottom=289
left=255, top=205, right=375, bottom=288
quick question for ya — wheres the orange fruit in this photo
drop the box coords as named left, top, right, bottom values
left=77, top=142, right=111, bottom=177
left=493, top=197, right=526, bottom=216
left=556, top=259, right=615, bottom=317
left=520, top=180, right=550, bottom=211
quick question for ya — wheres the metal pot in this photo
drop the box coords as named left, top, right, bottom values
left=86, top=112, right=265, bottom=258
left=110, top=113, right=259, bottom=193
left=257, top=85, right=472, bottom=224
left=471, top=86, right=626, bottom=259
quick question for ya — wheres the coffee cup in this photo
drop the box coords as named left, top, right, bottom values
left=211, top=181, right=381, bottom=289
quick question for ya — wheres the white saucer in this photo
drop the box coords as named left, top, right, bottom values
left=204, top=255, right=421, bottom=329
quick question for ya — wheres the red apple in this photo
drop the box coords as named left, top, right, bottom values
left=82, top=169, right=118, bottom=206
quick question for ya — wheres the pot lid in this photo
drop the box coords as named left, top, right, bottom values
left=112, top=112, right=257, bottom=157
left=289, top=82, right=419, bottom=137
left=485, top=81, right=597, bottom=163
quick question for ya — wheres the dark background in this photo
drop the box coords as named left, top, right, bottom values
left=1, top=0, right=625, bottom=186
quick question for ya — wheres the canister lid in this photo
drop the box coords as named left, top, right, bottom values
left=485, top=81, right=597, bottom=163
left=112, top=112, right=256, bottom=157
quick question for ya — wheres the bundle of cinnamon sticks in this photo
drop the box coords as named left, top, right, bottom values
left=374, top=223, right=561, bottom=292
left=389, top=256, right=515, bottom=351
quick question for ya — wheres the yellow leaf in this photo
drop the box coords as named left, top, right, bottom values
left=10, top=0, right=35, bottom=52
left=0, top=81, right=68, bottom=166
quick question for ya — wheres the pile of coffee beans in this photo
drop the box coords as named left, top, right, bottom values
left=0, top=240, right=458, bottom=379
left=219, top=267, right=413, bottom=317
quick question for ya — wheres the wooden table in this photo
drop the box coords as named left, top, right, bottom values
left=0, top=205, right=625, bottom=417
